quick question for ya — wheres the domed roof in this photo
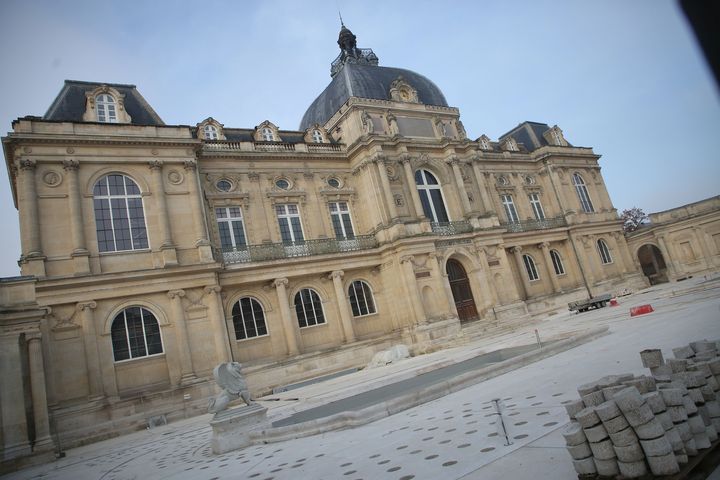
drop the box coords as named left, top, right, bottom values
left=299, top=26, right=449, bottom=130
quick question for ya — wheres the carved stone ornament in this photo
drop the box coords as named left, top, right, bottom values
left=148, top=160, right=163, bottom=170
left=19, top=158, right=36, bottom=170
left=42, top=170, right=63, bottom=187
left=167, top=170, right=184, bottom=185
left=183, top=160, right=197, bottom=171
left=66, top=147, right=75, bottom=154
left=388, top=76, right=419, bottom=103
left=62, top=159, right=79, bottom=171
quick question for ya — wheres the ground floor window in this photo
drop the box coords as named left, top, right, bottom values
left=111, top=307, right=163, bottom=361
left=231, top=297, right=268, bottom=340
left=550, top=249, right=565, bottom=275
left=597, top=239, right=613, bottom=264
left=522, top=254, right=540, bottom=281
left=294, top=288, right=325, bottom=327
left=348, top=280, right=376, bottom=317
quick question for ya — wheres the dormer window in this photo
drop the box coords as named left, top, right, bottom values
left=96, top=94, right=117, bottom=123
left=204, top=125, right=219, bottom=140
left=552, top=129, right=562, bottom=146
left=312, top=129, right=323, bottom=143
left=261, top=127, right=274, bottom=142
left=479, top=136, right=491, bottom=151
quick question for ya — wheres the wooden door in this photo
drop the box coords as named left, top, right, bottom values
left=446, top=259, right=478, bottom=322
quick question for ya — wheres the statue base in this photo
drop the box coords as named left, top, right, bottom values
left=210, top=403, right=268, bottom=454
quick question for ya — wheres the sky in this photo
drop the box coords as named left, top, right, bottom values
left=0, top=0, right=718, bottom=278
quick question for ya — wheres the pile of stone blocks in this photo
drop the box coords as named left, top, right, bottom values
left=562, top=339, right=720, bottom=478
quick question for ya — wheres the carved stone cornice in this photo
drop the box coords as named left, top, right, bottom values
left=203, top=285, right=221, bottom=295
left=183, top=160, right=197, bottom=171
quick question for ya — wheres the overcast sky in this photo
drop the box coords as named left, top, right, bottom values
left=1, top=0, right=718, bottom=278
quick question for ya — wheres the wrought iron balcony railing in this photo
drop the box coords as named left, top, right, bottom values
left=430, top=221, right=473, bottom=236
left=501, top=216, right=568, bottom=233
left=219, top=235, right=378, bottom=265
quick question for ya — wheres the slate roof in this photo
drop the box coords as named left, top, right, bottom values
left=299, top=63, right=449, bottom=130
left=498, top=121, right=572, bottom=152
left=44, top=80, right=164, bottom=125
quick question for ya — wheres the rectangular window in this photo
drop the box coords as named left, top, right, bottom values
left=501, top=194, right=519, bottom=223
left=528, top=193, right=545, bottom=220
left=276, top=204, right=304, bottom=244
left=329, top=202, right=355, bottom=239
left=216, top=206, right=247, bottom=249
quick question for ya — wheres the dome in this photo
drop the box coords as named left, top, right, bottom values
left=299, top=26, right=449, bottom=130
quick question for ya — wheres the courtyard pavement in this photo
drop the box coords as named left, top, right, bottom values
left=4, top=274, right=720, bottom=480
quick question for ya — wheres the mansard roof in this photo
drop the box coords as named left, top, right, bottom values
left=499, top=121, right=573, bottom=151
left=44, top=80, right=165, bottom=125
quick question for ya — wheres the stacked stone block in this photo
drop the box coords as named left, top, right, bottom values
left=563, top=339, right=719, bottom=478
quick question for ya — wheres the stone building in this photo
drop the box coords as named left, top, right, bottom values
left=1, top=25, right=657, bottom=463
left=626, top=196, right=720, bottom=285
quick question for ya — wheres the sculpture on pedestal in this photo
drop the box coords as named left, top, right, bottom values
left=207, top=362, right=254, bottom=414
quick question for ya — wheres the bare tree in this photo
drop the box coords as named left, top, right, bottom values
left=621, top=207, right=649, bottom=233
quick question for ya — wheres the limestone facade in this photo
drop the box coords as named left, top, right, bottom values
left=0, top=28, right=655, bottom=463
left=626, top=196, right=720, bottom=284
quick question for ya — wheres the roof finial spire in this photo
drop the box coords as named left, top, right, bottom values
left=339, top=11, right=344, bottom=27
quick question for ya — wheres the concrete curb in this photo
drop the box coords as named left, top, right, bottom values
left=250, top=325, right=610, bottom=445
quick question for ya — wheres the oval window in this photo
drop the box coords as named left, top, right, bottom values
left=216, top=179, right=232, bottom=192
left=327, top=178, right=341, bottom=188
left=275, top=179, right=290, bottom=190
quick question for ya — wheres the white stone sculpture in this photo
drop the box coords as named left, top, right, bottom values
left=207, top=362, right=254, bottom=414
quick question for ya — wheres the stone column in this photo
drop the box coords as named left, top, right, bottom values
left=400, top=256, right=426, bottom=325
left=204, top=286, right=232, bottom=363
left=62, top=159, right=91, bottom=275
left=0, top=333, right=31, bottom=459
left=273, top=278, right=299, bottom=356
left=184, top=160, right=213, bottom=262
left=427, top=253, right=456, bottom=315
left=607, top=233, right=628, bottom=275
left=400, top=155, right=425, bottom=219
left=149, top=160, right=178, bottom=265
left=476, top=247, right=498, bottom=305
left=448, top=157, right=472, bottom=217
left=77, top=301, right=103, bottom=399
left=167, top=290, right=196, bottom=383
left=18, top=159, right=41, bottom=255
left=511, top=246, right=530, bottom=300
left=374, top=155, right=398, bottom=222
left=329, top=271, right=356, bottom=343
left=657, top=235, right=679, bottom=278
left=612, top=231, right=636, bottom=272
left=470, top=160, right=493, bottom=216
left=26, top=333, right=54, bottom=451
left=539, top=242, right=561, bottom=293
left=568, top=235, right=594, bottom=296
left=693, top=227, right=716, bottom=267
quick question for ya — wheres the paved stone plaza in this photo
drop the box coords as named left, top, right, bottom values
left=4, top=276, right=720, bottom=480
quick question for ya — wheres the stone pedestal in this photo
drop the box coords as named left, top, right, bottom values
left=210, top=403, right=268, bottom=454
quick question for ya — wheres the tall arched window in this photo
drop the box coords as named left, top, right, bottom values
left=312, top=129, right=323, bottom=143
left=522, top=254, right=539, bottom=281
left=111, top=307, right=163, bottom=361
left=415, top=169, right=449, bottom=223
left=95, top=94, right=117, bottom=123
left=550, top=249, right=565, bottom=275
left=93, top=174, right=149, bottom=252
left=348, top=280, right=376, bottom=317
left=572, top=173, right=594, bottom=213
left=204, top=124, right=218, bottom=140
left=261, top=127, right=274, bottom=141
left=597, top=239, right=613, bottom=264
left=232, top=297, right=268, bottom=340
left=294, top=288, right=325, bottom=327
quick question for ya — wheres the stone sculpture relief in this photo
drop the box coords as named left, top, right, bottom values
left=207, top=362, right=254, bottom=414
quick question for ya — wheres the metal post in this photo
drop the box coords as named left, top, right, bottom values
left=492, top=398, right=512, bottom=446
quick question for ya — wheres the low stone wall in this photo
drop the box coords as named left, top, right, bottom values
left=562, top=339, right=720, bottom=478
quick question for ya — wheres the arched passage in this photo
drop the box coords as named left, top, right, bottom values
left=637, top=244, right=668, bottom=285
left=446, top=259, right=478, bottom=322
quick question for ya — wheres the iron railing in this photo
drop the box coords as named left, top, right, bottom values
left=430, top=221, right=473, bottom=236
left=219, top=235, right=378, bottom=265
left=501, top=216, right=567, bottom=233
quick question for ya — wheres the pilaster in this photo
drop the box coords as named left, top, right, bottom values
left=149, top=160, right=178, bottom=266
left=329, top=271, right=356, bottom=343
left=273, top=278, right=299, bottom=356
left=77, top=301, right=103, bottom=399
left=63, top=159, right=90, bottom=274
left=204, top=285, right=232, bottom=363
left=167, top=289, right=197, bottom=384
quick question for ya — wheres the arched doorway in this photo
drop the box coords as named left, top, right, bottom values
left=446, top=259, right=478, bottom=322
left=637, top=244, right=668, bottom=285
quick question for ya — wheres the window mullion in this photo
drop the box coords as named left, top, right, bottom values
left=124, top=311, right=132, bottom=359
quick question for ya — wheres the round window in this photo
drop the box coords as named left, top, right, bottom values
left=275, top=179, right=290, bottom=190
left=327, top=177, right=341, bottom=188
left=524, top=176, right=535, bottom=185
left=216, top=179, right=232, bottom=192
left=497, top=175, right=508, bottom=186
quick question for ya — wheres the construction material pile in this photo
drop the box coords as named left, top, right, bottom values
left=562, top=339, right=720, bottom=478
